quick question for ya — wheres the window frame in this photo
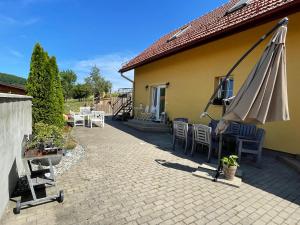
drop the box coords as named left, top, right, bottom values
left=167, top=25, right=191, bottom=43
left=225, top=0, right=250, bottom=15
left=213, top=76, right=234, bottom=105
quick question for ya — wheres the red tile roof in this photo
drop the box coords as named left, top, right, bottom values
left=120, top=0, right=300, bottom=73
left=0, top=81, right=25, bottom=90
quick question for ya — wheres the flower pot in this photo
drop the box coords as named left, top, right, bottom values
left=223, top=165, right=237, bottom=180
left=24, top=149, right=42, bottom=158
left=25, top=147, right=63, bottom=166
left=31, top=154, right=63, bottom=166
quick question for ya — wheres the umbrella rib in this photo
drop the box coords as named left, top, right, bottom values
left=226, top=45, right=273, bottom=115
left=201, top=18, right=289, bottom=117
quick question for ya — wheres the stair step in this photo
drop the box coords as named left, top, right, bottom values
left=127, top=119, right=168, bottom=127
left=124, top=119, right=169, bottom=133
left=277, top=156, right=300, bottom=173
left=112, top=97, right=132, bottom=118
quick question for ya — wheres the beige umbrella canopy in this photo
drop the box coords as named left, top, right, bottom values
left=217, top=25, right=290, bottom=133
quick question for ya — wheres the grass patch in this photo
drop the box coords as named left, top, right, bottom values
left=64, top=98, right=93, bottom=114
left=63, top=125, right=77, bottom=150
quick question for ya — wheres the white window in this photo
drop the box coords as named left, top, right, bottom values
left=167, top=25, right=191, bottom=42
left=226, top=0, right=251, bottom=14
left=214, top=77, right=234, bottom=105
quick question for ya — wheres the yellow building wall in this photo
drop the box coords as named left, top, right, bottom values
left=134, top=12, right=300, bottom=155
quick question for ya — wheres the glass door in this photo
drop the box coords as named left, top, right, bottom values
left=154, top=86, right=166, bottom=121
left=151, top=85, right=166, bottom=121
left=158, top=87, right=166, bottom=119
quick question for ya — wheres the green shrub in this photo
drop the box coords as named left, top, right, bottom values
left=29, top=122, right=64, bottom=149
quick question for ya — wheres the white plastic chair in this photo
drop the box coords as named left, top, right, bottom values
left=80, top=107, right=91, bottom=115
left=140, top=105, right=149, bottom=120
left=90, top=111, right=105, bottom=128
left=73, top=114, right=85, bottom=127
left=172, top=121, right=189, bottom=153
left=191, top=124, right=212, bottom=162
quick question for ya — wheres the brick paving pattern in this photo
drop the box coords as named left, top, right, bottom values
left=1, top=119, right=300, bottom=225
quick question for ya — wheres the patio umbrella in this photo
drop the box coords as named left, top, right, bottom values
left=216, top=24, right=290, bottom=134
left=199, top=18, right=289, bottom=181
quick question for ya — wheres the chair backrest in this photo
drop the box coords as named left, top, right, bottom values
left=173, top=121, right=188, bottom=139
left=229, top=122, right=240, bottom=135
left=256, top=128, right=265, bottom=147
left=239, top=124, right=256, bottom=137
left=193, top=124, right=211, bottom=145
left=80, top=107, right=91, bottom=115
left=134, top=107, right=142, bottom=119
left=74, top=114, right=84, bottom=120
left=150, top=106, right=156, bottom=114
left=208, top=120, right=219, bottom=134
left=174, top=118, right=189, bottom=123
left=92, top=111, right=105, bottom=118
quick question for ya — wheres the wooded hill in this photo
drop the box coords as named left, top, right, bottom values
left=0, top=72, right=26, bottom=86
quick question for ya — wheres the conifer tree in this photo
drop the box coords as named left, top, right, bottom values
left=49, top=56, right=64, bottom=127
left=26, top=43, right=64, bottom=128
left=26, top=43, right=53, bottom=125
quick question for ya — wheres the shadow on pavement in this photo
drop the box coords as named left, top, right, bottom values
left=155, top=159, right=197, bottom=173
left=106, top=116, right=300, bottom=206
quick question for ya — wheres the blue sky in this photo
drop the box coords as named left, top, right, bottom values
left=0, top=0, right=228, bottom=90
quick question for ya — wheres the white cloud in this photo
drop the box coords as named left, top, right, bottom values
left=60, top=52, right=136, bottom=91
left=8, top=48, right=24, bottom=58
left=0, top=14, right=39, bottom=26
left=0, top=15, right=17, bottom=25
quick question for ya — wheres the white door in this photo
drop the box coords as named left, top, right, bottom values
left=151, top=85, right=166, bottom=121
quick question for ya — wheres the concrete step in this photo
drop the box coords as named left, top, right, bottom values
left=277, top=155, right=300, bottom=173
left=126, top=119, right=168, bottom=127
left=123, top=119, right=169, bottom=133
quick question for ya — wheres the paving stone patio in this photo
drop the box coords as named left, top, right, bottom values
left=1, top=119, right=300, bottom=225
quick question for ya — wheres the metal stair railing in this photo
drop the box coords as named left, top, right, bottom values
left=112, top=94, right=133, bottom=119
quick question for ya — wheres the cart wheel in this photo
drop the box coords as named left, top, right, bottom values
left=13, top=200, right=21, bottom=214
left=57, top=190, right=64, bottom=203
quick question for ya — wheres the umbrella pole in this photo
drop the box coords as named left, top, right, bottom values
left=205, top=17, right=288, bottom=182
left=201, top=17, right=288, bottom=116
left=218, top=134, right=223, bottom=163
left=213, top=133, right=223, bottom=181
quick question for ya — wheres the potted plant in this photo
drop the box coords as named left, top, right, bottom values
left=25, top=122, right=64, bottom=165
left=221, top=155, right=239, bottom=180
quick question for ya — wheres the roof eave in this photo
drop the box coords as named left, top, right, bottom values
left=119, top=1, right=300, bottom=73
left=0, top=81, right=26, bottom=90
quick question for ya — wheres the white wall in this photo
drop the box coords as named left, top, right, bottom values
left=0, top=93, right=32, bottom=218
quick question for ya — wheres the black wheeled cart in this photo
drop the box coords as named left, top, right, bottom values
left=14, top=155, right=64, bottom=214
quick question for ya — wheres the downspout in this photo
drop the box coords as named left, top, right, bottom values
left=120, top=72, right=134, bottom=83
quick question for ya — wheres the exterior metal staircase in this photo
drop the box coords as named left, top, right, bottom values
left=112, top=89, right=133, bottom=120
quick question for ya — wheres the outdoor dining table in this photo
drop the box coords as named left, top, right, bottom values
left=216, top=131, right=257, bottom=163
left=86, top=114, right=93, bottom=122
left=185, top=123, right=256, bottom=163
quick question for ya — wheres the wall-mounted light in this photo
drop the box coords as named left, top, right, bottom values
left=165, top=82, right=170, bottom=88
left=145, top=85, right=149, bottom=90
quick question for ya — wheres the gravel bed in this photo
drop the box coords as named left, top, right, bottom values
left=55, top=144, right=85, bottom=175
left=32, top=144, right=86, bottom=176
